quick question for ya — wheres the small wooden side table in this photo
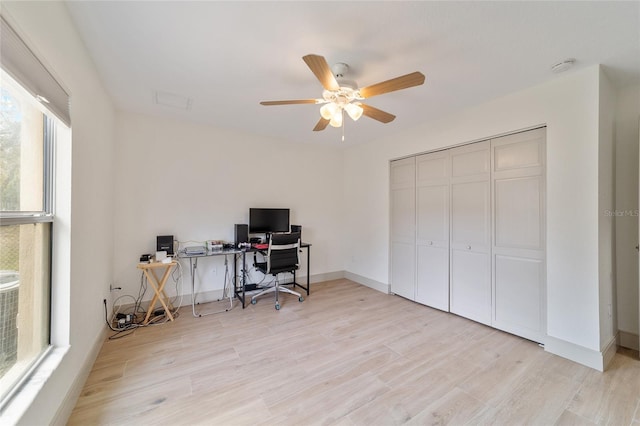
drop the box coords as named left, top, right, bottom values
left=137, top=261, right=177, bottom=324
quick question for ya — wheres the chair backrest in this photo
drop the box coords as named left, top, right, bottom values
left=266, top=232, right=301, bottom=275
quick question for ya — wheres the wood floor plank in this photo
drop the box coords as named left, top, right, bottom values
left=566, top=348, right=640, bottom=425
left=405, top=387, right=487, bottom=425
left=68, top=279, right=640, bottom=425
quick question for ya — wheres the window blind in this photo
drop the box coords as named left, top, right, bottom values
left=1, top=15, right=70, bottom=126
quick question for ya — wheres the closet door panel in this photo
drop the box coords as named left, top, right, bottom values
left=451, top=149, right=490, bottom=177
left=491, top=128, right=546, bottom=343
left=494, top=254, right=544, bottom=333
left=449, top=141, right=491, bottom=324
left=450, top=181, right=490, bottom=245
left=392, top=187, right=416, bottom=243
left=417, top=185, right=448, bottom=243
left=416, top=245, right=449, bottom=310
left=415, top=152, right=450, bottom=310
left=417, top=154, right=448, bottom=183
left=390, top=158, right=416, bottom=300
left=450, top=249, right=491, bottom=324
left=391, top=241, right=416, bottom=300
left=495, top=176, right=543, bottom=250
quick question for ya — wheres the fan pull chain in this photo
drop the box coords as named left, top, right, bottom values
left=342, top=110, right=345, bottom=142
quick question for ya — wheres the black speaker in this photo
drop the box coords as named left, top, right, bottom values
left=157, top=235, right=174, bottom=255
left=235, top=224, right=249, bottom=245
left=291, top=224, right=302, bottom=241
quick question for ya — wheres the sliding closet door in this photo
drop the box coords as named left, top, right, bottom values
left=390, top=157, right=416, bottom=300
left=415, top=151, right=450, bottom=311
left=450, top=141, right=492, bottom=325
left=492, top=128, right=546, bottom=343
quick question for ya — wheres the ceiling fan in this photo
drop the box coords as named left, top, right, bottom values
left=260, top=54, right=426, bottom=133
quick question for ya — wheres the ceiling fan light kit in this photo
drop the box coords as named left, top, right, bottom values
left=260, top=54, right=425, bottom=137
left=319, top=86, right=363, bottom=127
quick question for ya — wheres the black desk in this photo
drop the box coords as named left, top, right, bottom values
left=235, top=243, right=311, bottom=308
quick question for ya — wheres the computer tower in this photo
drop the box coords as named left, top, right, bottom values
left=291, top=224, right=302, bottom=241
left=234, top=224, right=249, bottom=245
left=156, top=235, right=174, bottom=256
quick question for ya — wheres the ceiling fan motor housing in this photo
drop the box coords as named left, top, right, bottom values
left=332, top=62, right=358, bottom=90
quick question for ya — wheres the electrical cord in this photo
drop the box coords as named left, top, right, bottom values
left=169, top=260, right=184, bottom=316
left=104, top=264, right=183, bottom=340
left=103, top=299, right=139, bottom=339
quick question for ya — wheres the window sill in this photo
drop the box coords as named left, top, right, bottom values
left=0, top=345, right=70, bottom=424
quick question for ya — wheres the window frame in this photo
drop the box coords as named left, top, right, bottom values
left=0, top=90, right=56, bottom=406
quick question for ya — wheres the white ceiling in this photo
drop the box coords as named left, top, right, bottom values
left=65, top=1, right=640, bottom=146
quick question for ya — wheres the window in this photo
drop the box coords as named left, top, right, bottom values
left=0, top=69, right=54, bottom=404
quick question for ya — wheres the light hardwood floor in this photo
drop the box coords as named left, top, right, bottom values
left=69, top=279, right=640, bottom=425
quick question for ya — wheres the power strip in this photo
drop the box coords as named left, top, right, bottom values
left=116, top=313, right=134, bottom=329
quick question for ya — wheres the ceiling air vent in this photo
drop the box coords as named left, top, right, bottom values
left=154, top=91, right=193, bottom=110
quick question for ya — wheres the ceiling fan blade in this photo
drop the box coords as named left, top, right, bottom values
left=360, top=103, right=396, bottom=123
left=359, top=72, right=425, bottom=98
left=303, top=54, right=340, bottom=91
left=313, top=117, right=330, bottom=131
left=260, top=99, right=319, bottom=106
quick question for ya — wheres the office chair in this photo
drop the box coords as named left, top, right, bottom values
left=251, top=232, right=304, bottom=310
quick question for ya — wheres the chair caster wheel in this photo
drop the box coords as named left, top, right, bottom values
left=251, top=299, right=257, bottom=305
left=275, top=303, right=280, bottom=310
left=299, top=296, right=304, bottom=302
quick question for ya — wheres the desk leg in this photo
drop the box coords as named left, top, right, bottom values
left=190, top=257, right=199, bottom=317
left=233, top=253, right=244, bottom=308
left=230, top=251, right=248, bottom=308
left=306, top=246, right=310, bottom=295
left=242, top=251, right=247, bottom=308
left=293, top=247, right=311, bottom=296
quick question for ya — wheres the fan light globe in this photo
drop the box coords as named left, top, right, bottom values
left=320, top=103, right=339, bottom=120
left=344, top=103, right=363, bottom=121
left=329, top=111, right=343, bottom=128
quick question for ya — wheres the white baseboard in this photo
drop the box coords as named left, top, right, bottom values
left=602, top=335, right=618, bottom=371
left=618, top=330, right=640, bottom=351
left=544, top=335, right=617, bottom=372
left=53, top=327, right=108, bottom=425
left=344, top=271, right=389, bottom=294
left=309, top=270, right=344, bottom=284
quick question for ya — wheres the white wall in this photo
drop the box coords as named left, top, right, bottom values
left=1, top=1, right=116, bottom=425
left=113, top=112, right=345, bottom=302
left=615, top=84, right=640, bottom=349
left=344, top=65, right=607, bottom=367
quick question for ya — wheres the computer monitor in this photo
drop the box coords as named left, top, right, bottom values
left=249, top=208, right=290, bottom=234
